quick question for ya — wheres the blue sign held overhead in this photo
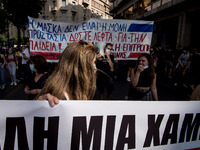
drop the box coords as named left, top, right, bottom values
left=127, top=24, right=153, bottom=32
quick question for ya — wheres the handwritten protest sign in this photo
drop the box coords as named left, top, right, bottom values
left=0, top=100, right=200, bottom=150
left=28, top=17, right=153, bottom=62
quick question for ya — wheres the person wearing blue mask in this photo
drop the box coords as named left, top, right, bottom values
left=24, top=55, right=49, bottom=100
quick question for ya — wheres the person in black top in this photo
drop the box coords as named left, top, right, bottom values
left=96, top=43, right=114, bottom=100
left=24, top=55, right=49, bottom=100
left=128, top=53, right=158, bottom=100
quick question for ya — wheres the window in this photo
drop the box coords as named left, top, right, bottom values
left=52, top=1, right=56, bottom=8
left=84, top=7, right=87, bottom=13
left=62, top=12, right=66, bottom=20
left=52, top=14, right=56, bottom=20
left=62, top=0, right=66, bottom=6
left=72, top=13, right=76, bottom=22
left=42, top=6, right=45, bottom=12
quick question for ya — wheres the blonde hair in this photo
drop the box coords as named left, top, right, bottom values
left=38, top=41, right=96, bottom=100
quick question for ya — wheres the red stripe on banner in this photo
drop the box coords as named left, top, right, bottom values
left=186, top=148, right=200, bottom=150
left=30, top=52, right=62, bottom=60
left=128, top=53, right=144, bottom=58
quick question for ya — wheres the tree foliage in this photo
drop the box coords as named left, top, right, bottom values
left=0, top=1, right=7, bottom=34
left=2, top=0, right=42, bottom=45
left=3, top=0, right=42, bottom=28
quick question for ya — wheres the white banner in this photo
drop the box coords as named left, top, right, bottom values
left=0, top=101, right=200, bottom=150
left=28, top=17, right=154, bottom=62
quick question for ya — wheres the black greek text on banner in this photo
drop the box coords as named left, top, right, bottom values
left=0, top=101, right=200, bottom=150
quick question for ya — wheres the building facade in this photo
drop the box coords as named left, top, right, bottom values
left=110, top=0, right=200, bottom=49
left=40, top=0, right=112, bottom=23
left=4, top=0, right=112, bottom=45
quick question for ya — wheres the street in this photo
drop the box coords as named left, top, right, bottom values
left=0, top=69, right=190, bottom=101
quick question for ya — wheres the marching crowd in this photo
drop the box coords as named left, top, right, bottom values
left=0, top=41, right=200, bottom=101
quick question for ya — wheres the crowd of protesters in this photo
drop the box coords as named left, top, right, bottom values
left=0, top=41, right=200, bottom=100
left=148, top=45, right=200, bottom=99
left=0, top=42, right=30, bottom=89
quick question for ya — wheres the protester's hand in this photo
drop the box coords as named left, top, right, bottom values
left=16, top=66, right=18, bottom=70
left=24, top=86, right=30, bottom=94
left=137, top=65, right=144, bottom=73
left=1, top=65, right=4, bottom=70
left=105, top=51, right=110, bottom=57
left=38, top=93, right=59, bottom=107
left=29, top=89, right=40, bottom=95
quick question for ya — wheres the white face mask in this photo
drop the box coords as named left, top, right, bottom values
left=143, top=65, right=149, bottom=69
left=29, top=64, right=36, bottom=72
left=106, top=49, right=110, bottom=53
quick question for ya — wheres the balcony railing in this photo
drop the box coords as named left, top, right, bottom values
left=110, top=0, right=185, bottom=17
left=146, top=0, right=173, bottom=11
left=51, top=6, right=58, bottom=12
left=82, top=0, right=89, bottom=6
left=60, top=6, right=68, bottom=11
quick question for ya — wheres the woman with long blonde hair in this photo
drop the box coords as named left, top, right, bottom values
left=37, top=40, right=96, bottom=106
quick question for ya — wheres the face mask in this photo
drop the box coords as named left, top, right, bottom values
left=8, top=50, right=12, bottom=54
left=29, top=64, right=36, bottom=72
left=106, top=49, right=110, bottom=53
left=143, top=65, right=149, bottom=69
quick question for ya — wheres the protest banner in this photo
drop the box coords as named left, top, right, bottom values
left=0, top=100, right=200, bottom=150
left=28, top=17, right=153, bottom=62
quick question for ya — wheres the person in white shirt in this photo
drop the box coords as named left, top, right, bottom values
left=19, top=43, right=30, bottom=81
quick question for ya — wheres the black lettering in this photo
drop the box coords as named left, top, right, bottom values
left=33, top=117, right=59, bottom=150
left=143, top=114, right=164, bottom=147
left=161, top=114, right=179, bottom=145
left=179, top=113, right=200, bottom=143
left=116, top=115, right=135, bottom=150
left=4, top=117, right=29, bottom=150
left=104, top=116, right=116, bottom=150
left=71, top=116, right=103, bottom=150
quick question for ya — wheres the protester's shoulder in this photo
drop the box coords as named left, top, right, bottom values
left=43, top=72, right=51, bottom=78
